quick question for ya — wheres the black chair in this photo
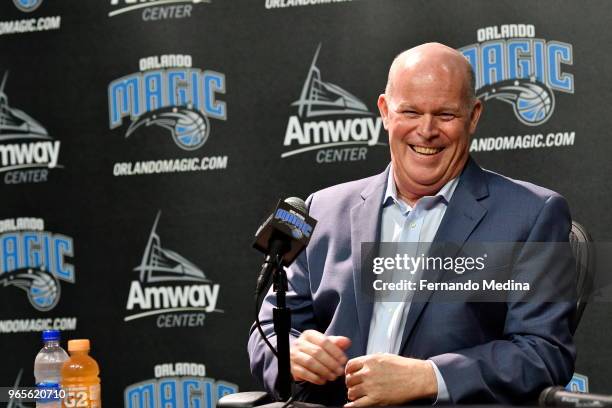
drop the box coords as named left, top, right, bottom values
left=569, top=221, right=595, bottom=334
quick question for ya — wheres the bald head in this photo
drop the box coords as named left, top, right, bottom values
left=385, top=42, right=476, bottom=105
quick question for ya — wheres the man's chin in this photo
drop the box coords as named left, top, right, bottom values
left=400, top=178, right=449, bottom=198
left=406, top=172, right=448, bottom=189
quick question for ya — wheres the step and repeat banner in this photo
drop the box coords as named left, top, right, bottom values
left=1, top=0, right=610, bottom=406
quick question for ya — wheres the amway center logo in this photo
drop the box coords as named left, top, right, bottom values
left=109, top=0, right=211, bottom=21
left=460, top=24, right=573, bottom=127
left=0, top=72, right=62, bottom=184
left=7, top=369, right=30, bottom=408
left=0, top=217, right=74, bottom=311
left=125, top=212, right=222, bottom=328
left=282, top=44, right=384, bottom=163
left=125, top=362, right=238, bottom=408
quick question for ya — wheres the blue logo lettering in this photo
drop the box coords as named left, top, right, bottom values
left=275, top=209, right=312, bottom=239
left=460, top=35, right=573, bottom=126
left=109, top=69, right=227, bottom=129
left=108, top=66, right=226, bottom=151
left=125, top=377, right=238, bottom=408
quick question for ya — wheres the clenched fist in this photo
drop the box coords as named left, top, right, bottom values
left=290, top=329, right=351, bottom=385
left=344, top=353, right=437, bottom=407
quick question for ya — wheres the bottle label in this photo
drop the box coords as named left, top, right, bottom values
left=36, top=382, right=61, bottom=403
left=62, top=385, right=101, bottom=408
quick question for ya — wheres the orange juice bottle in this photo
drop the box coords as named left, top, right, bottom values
left=61, top=339, right=101, bottom=408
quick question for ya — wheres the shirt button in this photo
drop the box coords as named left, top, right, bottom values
left=410, top=222, right=417, bottom=229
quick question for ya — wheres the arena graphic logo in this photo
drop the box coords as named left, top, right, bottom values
left=0, top=217, right=74, bottom=312
left=124, top=362, right=238, bottom=408
left=282, top=44, right=385, bottom=163
left=0, top=72, right=63, bottom=184
left=109, top=54, right=226, bottom=152
left=460, top=24, right=574, bottom=127
left=124, top=212, right=222, bottom=328
left=13, top=0, right=43, bottom=12
left=108, top=0, right=211, bottom=21
left=8, top=369, right=31, bottom=408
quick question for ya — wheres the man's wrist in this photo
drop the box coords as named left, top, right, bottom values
left=421, top=359, right=439, bottom=399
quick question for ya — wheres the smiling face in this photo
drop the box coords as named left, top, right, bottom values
left=378, top=44, right=482, bottom=203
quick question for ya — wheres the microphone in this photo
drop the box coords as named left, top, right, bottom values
left=252, top=198, right=318, bottom=400
left=253, top=197, right=317, bottom=295
left=539, top=386, right=612, bottom=408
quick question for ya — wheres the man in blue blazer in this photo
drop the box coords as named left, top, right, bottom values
left=248, top=43, right=575, bottom=405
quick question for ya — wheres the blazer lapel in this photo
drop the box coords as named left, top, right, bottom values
left=350, top=166, right=389, bottom=355
left=399, top=159, right=489, bottom=354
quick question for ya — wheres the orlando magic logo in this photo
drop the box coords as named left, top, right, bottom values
left=108, top=55, right=226, bottom=152
left=274, top=208, right=312, bottom=240
left=0, top=218, right=74, bottom=311
left=1, top=268, right=60, bottom=311
left=460, top=26, right=574, bottom=126
left=126, top=106, right=210, bottom=151
left=124, top=363, right=238, bottom=408
left=477, top=79, right=555, bottom=126
left=566, top=373, right=589, bottom=393
left=13, top=0, right=43, bottom=12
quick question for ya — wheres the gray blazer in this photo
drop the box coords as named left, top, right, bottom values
left=248, top=158, right=576, bottom=404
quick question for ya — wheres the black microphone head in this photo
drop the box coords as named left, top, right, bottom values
left=253, top=197, right=317, bottom=266
left=284, top=197, right=307, bottom=214
left=539, top=386, right=564, bottom=407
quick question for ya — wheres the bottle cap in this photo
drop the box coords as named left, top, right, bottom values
left=42, top=330, right=60, bottom=342
left=68, top=339, right=90, bottom=352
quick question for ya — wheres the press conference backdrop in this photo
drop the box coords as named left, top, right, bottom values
left=0, top=0, right=608, bottom=406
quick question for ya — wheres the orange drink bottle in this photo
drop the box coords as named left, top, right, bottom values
left=61, top=339, right=101, bottom=408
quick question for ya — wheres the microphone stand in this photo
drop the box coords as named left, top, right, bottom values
left=270, top=253, right=292, bottom=401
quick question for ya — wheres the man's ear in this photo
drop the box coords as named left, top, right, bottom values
left=468, top=99, right=483, bottom=134
left=377, top=94, right=390, bottom=130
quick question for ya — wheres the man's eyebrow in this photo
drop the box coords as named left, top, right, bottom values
left=394, top=103, right=418, bottom=110
left=436, top=105, right=462, bottom=112
left=394, top=103, right=463, bottom=112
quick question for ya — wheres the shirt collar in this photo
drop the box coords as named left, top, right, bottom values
left=383, top=166, right=459, bottom=211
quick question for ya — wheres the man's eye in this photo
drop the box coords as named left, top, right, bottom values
left=438, top=113, right=455, bottom=120
left=403, top=111, right=419, bottom=117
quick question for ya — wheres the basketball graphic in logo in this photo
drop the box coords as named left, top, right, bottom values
left=514, top=82, right=555, bottom=126
left=477, top=79, right=556, bottom=126
left=173, top=109, right=210, bottom=150
left=13, top=0, right=43, bottom=12
left=125, top=107, right=211, bottom=151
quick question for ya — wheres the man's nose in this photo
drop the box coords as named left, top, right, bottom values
left=416, top=114, right=439, bottom=139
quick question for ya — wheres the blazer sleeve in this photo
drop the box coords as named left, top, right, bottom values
left=429, top=194, right=577, bottom=404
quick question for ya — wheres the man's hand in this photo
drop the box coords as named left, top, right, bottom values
left=344, top=354, right=437, bottom=407
left=290, top=329, right=351, bottom=385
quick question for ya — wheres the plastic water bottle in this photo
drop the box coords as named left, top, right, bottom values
left=61, top=339, right=101, bottom=408
left=34, top=330, right=69, bottom=408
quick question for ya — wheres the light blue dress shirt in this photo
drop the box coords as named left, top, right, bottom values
left=366, top=168, right=458, bottom=403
